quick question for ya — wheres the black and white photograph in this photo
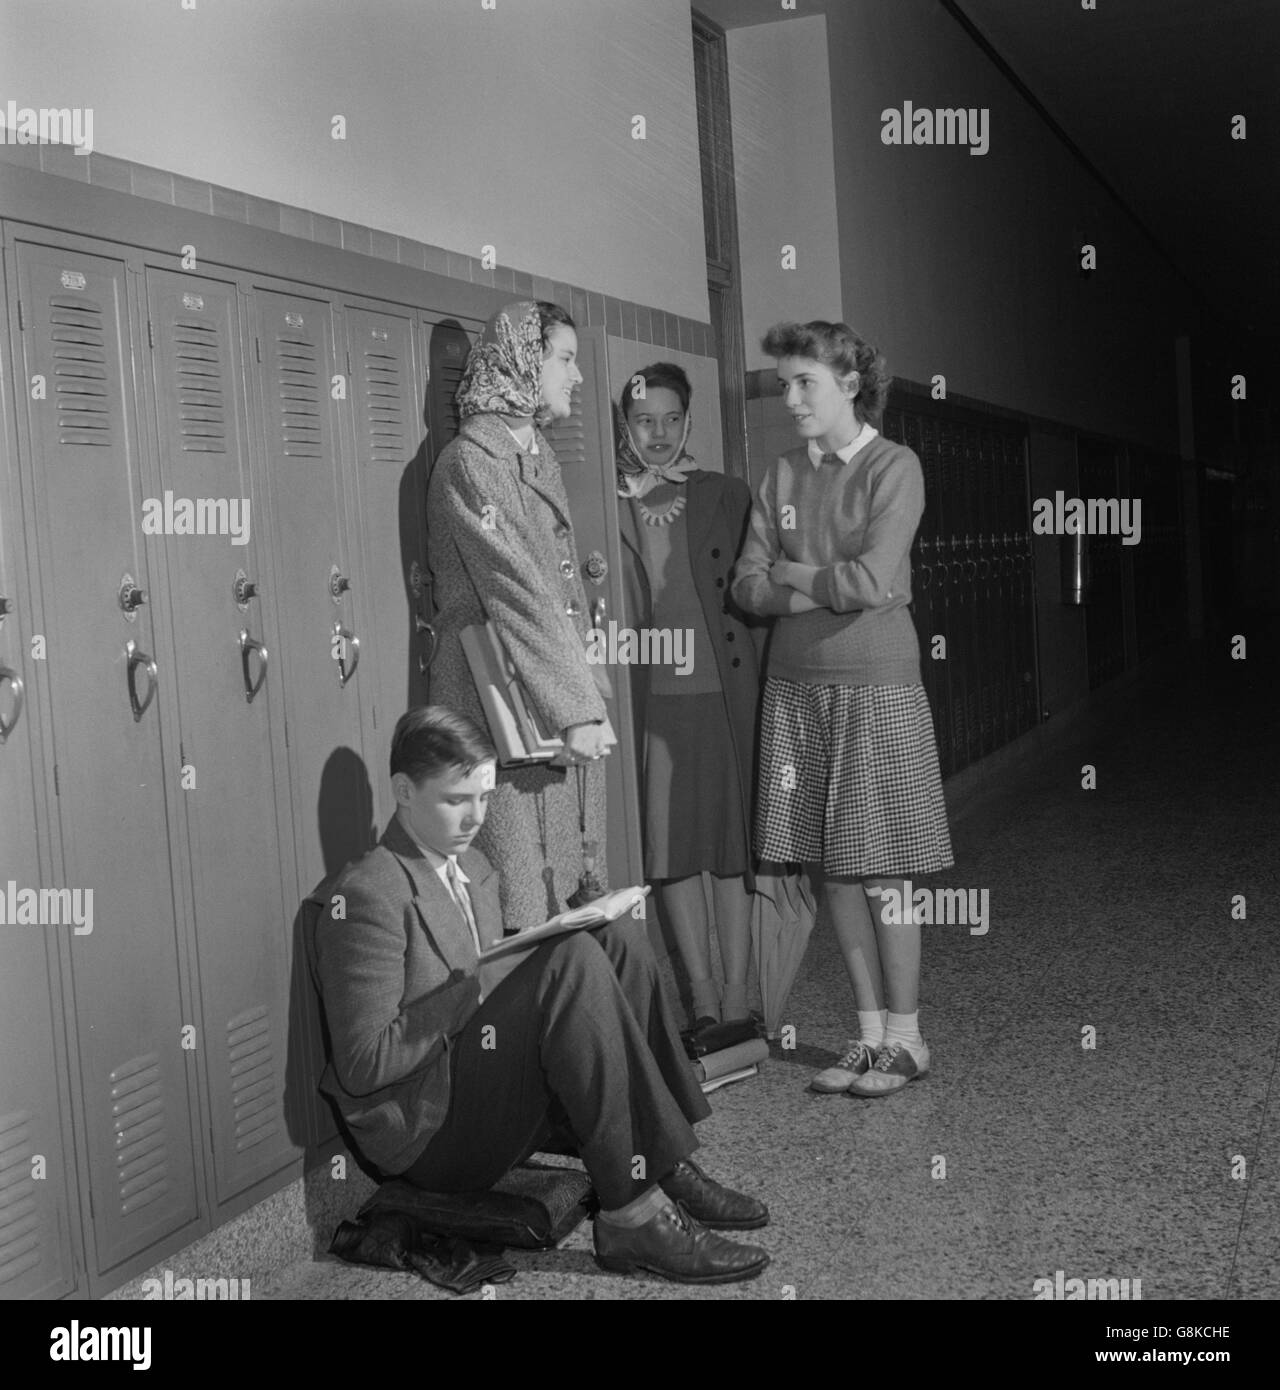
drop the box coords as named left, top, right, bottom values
left=0, top=0, right=1275, bottom=1346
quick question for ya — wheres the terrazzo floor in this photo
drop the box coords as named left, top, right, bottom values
left=256, top=627, right=1279, bottom=1300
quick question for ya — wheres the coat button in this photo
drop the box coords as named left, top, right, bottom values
left=711, top=548, right=720, bottom=559
left=725, top=631, right=735, bottom=642
left=731, top=657, right=741, bottom=668
left=715, top=578, right=724, bottom=589
left=559, top=558, right=574, bottom=578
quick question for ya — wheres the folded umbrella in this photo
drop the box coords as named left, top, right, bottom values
left=750, top=864, right=818, bottom=1038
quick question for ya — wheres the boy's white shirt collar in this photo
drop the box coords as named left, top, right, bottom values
left=807, top=421, right=878, bottom=468
left=403, top=827, right=482, bottom=953
left=398, top=815, right=471, bottom=888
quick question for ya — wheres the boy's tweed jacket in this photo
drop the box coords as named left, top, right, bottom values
left=309, top=818, right=503, bottom=1175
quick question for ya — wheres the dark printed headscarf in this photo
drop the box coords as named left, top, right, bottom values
left=455, top=300, right=543, bottom=420
left=615, top=398, right=695, bottom=500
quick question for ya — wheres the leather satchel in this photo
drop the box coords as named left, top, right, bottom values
left=353, top=1162, right=595, bottom=1250
left=681, top=1016, right=763, bottom=1059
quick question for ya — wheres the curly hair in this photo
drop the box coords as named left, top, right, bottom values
left=761, top=320, right=892, bottom=423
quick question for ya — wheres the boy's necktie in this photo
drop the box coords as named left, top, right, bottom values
left=446, top=857, right=481, bottom=955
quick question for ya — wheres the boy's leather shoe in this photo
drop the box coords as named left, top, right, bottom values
left=659, top=1158, right=769, bottom=1229
left=593, top=1203, right=770, bottom=1284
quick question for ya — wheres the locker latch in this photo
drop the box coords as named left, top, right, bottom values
left=233, top=570, right=260, bottom=610
left=118, top=574, right=148, bottom=620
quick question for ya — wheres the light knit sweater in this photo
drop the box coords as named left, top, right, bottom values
left=731, top=433, right=925, bottom=686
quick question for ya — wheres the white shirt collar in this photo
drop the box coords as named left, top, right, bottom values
left=504, top=422, right=539, bottom=455
left=398, top=815, right=470, bottom=888
left=807, top=422, right=878, bottom=468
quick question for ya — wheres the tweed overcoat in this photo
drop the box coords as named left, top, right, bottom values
left=425, top=412, right=609, bottom=932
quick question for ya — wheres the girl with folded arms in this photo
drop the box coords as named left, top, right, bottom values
left=731, top=321, right=953, bottom=1096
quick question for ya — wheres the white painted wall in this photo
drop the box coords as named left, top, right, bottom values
left=726, top=15, right=844, bottom=369
left=0, top=0, right=709, bottom=319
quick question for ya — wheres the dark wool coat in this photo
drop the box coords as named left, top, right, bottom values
left=425, top=413, right=608, bottom=933
left=617, top=469, right=765, bottom=890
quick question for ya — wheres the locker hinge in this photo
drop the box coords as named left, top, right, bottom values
left=16, top=299, right=25, bottom=331
left=255, top=336, right=262, bottom=364
left=87, top=1184, right=94, bottom=1220
left=53, top=763, right=60, bottom=796
left=146, top=318, right=155, bottom=349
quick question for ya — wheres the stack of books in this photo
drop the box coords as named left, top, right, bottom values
left=461, top=621, right=616, bottom=766
left=682, top=1018, right=770, bottom=1093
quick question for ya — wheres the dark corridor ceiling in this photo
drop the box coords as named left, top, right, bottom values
left=955, top=0, right=1279, bottom=335
left=699, top=0, right=1280, bottom=337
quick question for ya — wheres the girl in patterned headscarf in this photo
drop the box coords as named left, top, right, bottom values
left=426, top=301, right=614, bottom=931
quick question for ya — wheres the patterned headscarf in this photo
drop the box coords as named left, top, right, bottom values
left=615, top=399, right=696, bottom=500
left=455, top=300, right=544, bottom=420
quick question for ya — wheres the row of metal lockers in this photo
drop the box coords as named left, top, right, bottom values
left=0, top=218, right=520, bottom=1298
left=880, top=405, right=1186, bottom=777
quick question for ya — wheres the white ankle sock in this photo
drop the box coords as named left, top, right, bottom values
left=884, top=1011, right=923, bottom=1053
left=857, top=1009, right=885, bottom=1047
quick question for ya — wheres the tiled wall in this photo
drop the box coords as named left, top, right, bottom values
left=744, top=388, right=800, bottom=491
left=0, top=140, right=714, bottom=357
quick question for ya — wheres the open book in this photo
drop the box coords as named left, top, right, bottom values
left=478, top=885, right=651, bottom=962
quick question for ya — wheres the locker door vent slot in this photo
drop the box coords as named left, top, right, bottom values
left=48, top=295, right=113, bottom=447
left=360, top=345, right=406, bottom=463
left=226, top=1006, right=279, bottom=1154
left=0, top=1110, right=42, bottom=1286
left=171, top=316, right=228, bottom=455
left=438, top=361, right=463, bottom=441
left=427, top=327, right=471, bottom=448
left=273, top=332, right=323, bottom=458
left=540, top=389, right=587, bottom=470
left=108, top=1054, right=172, bottom=1217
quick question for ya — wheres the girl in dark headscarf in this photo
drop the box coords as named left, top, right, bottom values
left=615, top=362, right=762, bottom=1026
left=426, top=300, right=613, bottom=932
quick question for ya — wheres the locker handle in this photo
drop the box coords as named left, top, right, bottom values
left=239, top=630, right=268, bottom=703
left=333, top=623, right=360, bottom=688
left=415, top=613, right=437, bottom=675
left=0, top=664, right=24, bottom=743
left=125, top=640, right=158, bottom=722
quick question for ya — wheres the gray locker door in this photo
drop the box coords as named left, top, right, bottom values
left=10, top=238, right=201, bottom=1275
left=341, top=301, right=428, bottom=830
left=251, top=286, right=373, bottom=898
left=143, top=268, right=299, bottom=1203
left=539, top=327, right=644, bottom=890
left=0, top=340, right=81, bottom=1298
